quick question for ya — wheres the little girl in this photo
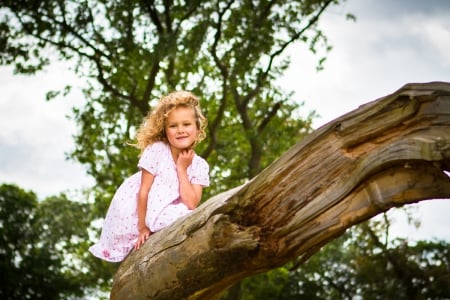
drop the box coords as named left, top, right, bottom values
left=89, top=91, right=210, bottom=262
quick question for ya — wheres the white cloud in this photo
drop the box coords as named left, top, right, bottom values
left=408, top=17, right=450, bottom=67
left=0, top=65, right=94, bottom=199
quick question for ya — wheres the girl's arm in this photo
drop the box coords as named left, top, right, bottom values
left=135, top=169, right=154, bottom=250
left=176, top=149, right=203, bottom=209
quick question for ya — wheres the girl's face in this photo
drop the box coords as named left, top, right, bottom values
left=165, top=106, right=199, bottom=153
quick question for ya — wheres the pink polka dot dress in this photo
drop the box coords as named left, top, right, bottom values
left=89, top=142, right=209, bottom=262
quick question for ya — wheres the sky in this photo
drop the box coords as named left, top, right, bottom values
left=1, top=0, right=449, bottom=242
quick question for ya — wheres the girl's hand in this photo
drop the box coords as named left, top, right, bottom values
left=134, top=226, right=151, bottom=250
left=176, top=149, right=194, bottom=171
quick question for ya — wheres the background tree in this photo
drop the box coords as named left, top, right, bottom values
left=0, top=0, right=344, bottom=204
left=0, top=184, right=108, bottom=299
left=10, top=0, right=438, bottom=298
left=0, top=1, right=350, bottom=296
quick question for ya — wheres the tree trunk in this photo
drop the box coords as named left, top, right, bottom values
left=110, top=82, right=450, bottom=299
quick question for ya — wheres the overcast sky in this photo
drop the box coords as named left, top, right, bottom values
left=1, top=0, right=449, bottom=241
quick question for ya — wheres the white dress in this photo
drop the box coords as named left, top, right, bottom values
left=89, top=141, right=210, bottom=262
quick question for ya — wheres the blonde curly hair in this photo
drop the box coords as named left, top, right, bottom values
left=135, top=91, right=207, bottom=155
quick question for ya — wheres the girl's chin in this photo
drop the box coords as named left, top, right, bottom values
left=171, top=143, right=194, bottom=151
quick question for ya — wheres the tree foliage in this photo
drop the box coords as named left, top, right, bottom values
left=0, top=0, right=342, bottom=206
left=0, top=184, right=111, bottom=299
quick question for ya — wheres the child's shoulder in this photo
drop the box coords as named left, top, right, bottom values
left=193, top=153, right=209, bottom=168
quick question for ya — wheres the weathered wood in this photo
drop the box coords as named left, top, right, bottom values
left=111, top=82, right=450, bottom=300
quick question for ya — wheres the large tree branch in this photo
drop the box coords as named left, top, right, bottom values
left=111, top=82, right=450, bottom=299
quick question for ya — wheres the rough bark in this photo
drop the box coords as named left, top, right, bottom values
left=110, top=82, right=450, bottom=299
